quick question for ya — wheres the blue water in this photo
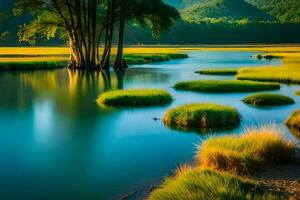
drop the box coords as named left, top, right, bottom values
left=0, top=51, right=298, bottom=200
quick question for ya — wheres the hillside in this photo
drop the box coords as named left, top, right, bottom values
left=247, top=0, right=300, bottom=23
left=181, top=0, right=275, bottom=23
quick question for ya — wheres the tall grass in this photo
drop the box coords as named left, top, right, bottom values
left=97, top=88, right=172, bottom=107
left=197, top=127, right=296, bottom=175
left=163, top=103, right=240, bottom=130
left=237, top=65, right=300, bottom=84
left=174, top=80, right=280, bottom=93
left=285, top=110, right=300, bottom=129
left=149, top=168, right=284, bottom=200
left=124, top=53, right=188, bottom=65
left=243, top=93, right=295, bottom=106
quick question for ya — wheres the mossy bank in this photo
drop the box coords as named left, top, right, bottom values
left=97, top=88, right=172, bottom=107
left=163, top=103, right=240, bottom=131
left=243, top=93, right=295, bottom=106
left=174, top=80, right=280, bottom=93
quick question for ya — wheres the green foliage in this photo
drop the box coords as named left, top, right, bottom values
left=247, top=0, right=300, bottom=23
left=97, top=89, right=172, bottom=107
left=243, top=93, right=295, bottom=106
left=163, top=103, right=240, bottom=130
left=0, top=61, right=66, bottom=70
left=198, top=127, right=296, bottom=174
left=149, top=168, right=284, bottom=200
left=196, top=68, right=238, bottom=75
left=285, top=110, right=300, bottom=129
left=181, top=0, right=275, bottom=24
left=174, top=80, right=280, bottom=93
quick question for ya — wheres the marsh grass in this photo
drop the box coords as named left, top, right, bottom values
left=163, top=103, right=240, bottom=131
left=0, top=61, right=66, bottom=70
left=149, top=168, right=284, bottom=200
left=174, top=80, right=280, bottom=93
left=97, top=88, right=172, bottom=107
left=196, top=68, right=238, bottom=75
left=296, top=91, right=300, bottom=96
left=197, top=127, right=296, bottom=175
left=285, top=110, right=300, bottom=129
left=237, top=65, right=300, bottom=84
left=243, top=93, right=295, bottom=106
left=124, top=53, right=188, bottom=65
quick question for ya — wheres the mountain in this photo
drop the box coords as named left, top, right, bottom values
left=181, top=0, right=275, bottom=23
left=246, top=0, right=300, bottom=23
left=163, top=0, right=206, bottom=9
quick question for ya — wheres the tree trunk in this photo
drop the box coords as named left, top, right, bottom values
left=114, top=17, right=127, bottom=71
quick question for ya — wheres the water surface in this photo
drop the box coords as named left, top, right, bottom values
left=0, top=51, right=298, bottom=200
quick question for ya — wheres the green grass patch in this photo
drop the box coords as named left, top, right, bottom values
left=97, top=88, right=172, bottom=107
left=197, top=127, right=296, bottom=175
left=124, top=53, right=188, bottom=65
left=237, top=66, right=300, bottom=84
left=149, top=168, right=284, bottom=200
left=0, top=61, right=67, bottom=70
left=174, top=80, right=280, bottom=93
left=163, top=103, right=240, bottom=131
left=243, top=93, right=295, bottom=106
left=196, top=68, right=238, bottom=75
left=285, top=110, right=300, bottom=129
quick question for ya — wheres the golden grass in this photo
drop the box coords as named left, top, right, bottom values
left=197, top=126, right=296, bottom=175
left=285, top=110, right=300, bottom=129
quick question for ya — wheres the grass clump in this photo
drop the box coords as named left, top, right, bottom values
left=124, top=53, right=188, bottom=65
left=197, top=127, right=296, bottom=175
left=196, top=68, right=238, bottom=75
left=285, top=110, right=300, bottom=129
left=149, top=168, right=284, bottom=200
left=163, top=103, right=240, bottom=130
left=97, top=88, right=172, bottom=107
left=174, top=80, right=280, bottom=93
left=243, top=93, right=295, bottom=106
left=0, top=61, right=66, bottom=70
left=296, top=91, right=300, bottom=96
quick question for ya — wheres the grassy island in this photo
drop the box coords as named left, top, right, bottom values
left=163, top=103, right=240, bottom=130
left=196, top=68, right=238, bottom=75
left=174, top=80, right=280, bottom=93
left=243, top=93, right=295, bottom=106
left=285, top=110, right=300, bottom=129
left=97, top=88, right=172, bottom=107
left=197, top=127, right=296, bottom=175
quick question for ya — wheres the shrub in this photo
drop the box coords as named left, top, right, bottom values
left=163, top=103, right=240, bottom=131
left=97, top=88, right=172, bottom=107
left=243, top=93, right=295, bottom=106
left=285, top=110, right=300, bottom=129
left=196, top=68, right=238, bottom=75
left=174, top=80, right=280, bottom=93
left=197, top=127, right=296, bottom=175
left=149, top=168, right=284, bottom=200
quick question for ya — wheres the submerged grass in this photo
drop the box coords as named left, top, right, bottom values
left=149, top=168, right=284, bottom=200
left=243, top=93, right=295, bottom=106
left=97, top=88, right=172, bottom=107
left=285, top=110, right=300, bottom=129
left=196, top=68, right=238, bottom=75
left=163, top=103, right=240, bottom=130
left=197, top=127, right=296, bottom=175
left=174, top=80, right=280, bottom=93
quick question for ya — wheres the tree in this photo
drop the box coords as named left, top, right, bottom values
left=113, top=0, right=179, bottom=70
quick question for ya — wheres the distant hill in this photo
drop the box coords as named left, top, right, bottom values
left=163, top=0, right=206, bottom=9
left=181, top=0, right=275, bottom=23
left=246, top=0, right=300, bottom=23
